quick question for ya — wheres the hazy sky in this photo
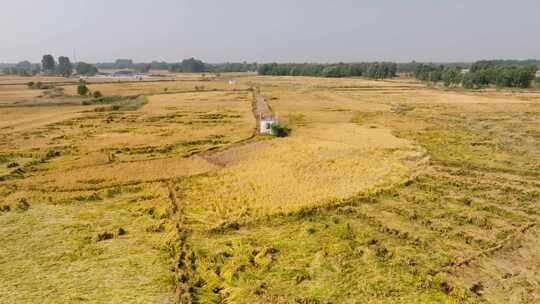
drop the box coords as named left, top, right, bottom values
left=1, top=0, right=539, bottom=63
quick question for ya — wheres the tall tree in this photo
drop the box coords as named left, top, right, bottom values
left=76, top=62, right=98, bottom=76
left=41, top=54, right=56, bottom=74
left=57, top=56, right=73, bottom=77
left=134, top=63, right=151, bottom=73
left=441, top=67, right=462, bottom=87
left=15, top=61, right=33, bottom=70
left=169, top=58, right=208, bottom=73
left=114, top=59, right=134, bottom=69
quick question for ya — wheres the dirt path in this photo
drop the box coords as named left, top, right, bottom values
left=251, top=86, right=275, bottom=133
left=200, top=87, right=276, bottom=167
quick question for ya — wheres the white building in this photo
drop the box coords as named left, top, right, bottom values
left=259, top=115, right=277, bottom=135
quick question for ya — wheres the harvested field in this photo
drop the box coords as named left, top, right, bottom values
left=178, top=123, right=421, bottom=231
left=0, top=74, right=539, bottom=303
left=62, top=80, right=248, bottom=97
left=0, top=75, right=255, bottom=303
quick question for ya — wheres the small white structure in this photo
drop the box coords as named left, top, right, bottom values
left=259, top=114, right=277, bottom=135
left=228, top=79, right=237, bottom=86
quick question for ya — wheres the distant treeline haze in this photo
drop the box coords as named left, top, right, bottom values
left=3, top=55, right=98, bottom=77
left=95, top=58, right=258, bottom=73
left=1, top=56, right=256, bottom=76
left=1, top=55, right=538, bottom=88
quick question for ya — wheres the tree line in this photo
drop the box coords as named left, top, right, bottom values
left=413, top=61, right=538, bottom=88
left=2, top=56, right=260, bottom=76
left=257, top=62, right=398, bottom=79
left=95, top=58, right=258, bottom=73
left=95, top=59, right=153, bottom=73
left=165, top=58, right=258, bottom=73
left=2, top=54, right=99, bottom=77
left=2, top=61, right=42, bottom=76
left=399, top=59, right=539, bottom=74
left=3, top=56, right=538, bottom=86
left=412, top=64, right=463, bottom=87
left=168, top=58, right=208, bottom=73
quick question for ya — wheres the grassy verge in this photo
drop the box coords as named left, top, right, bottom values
left=94, top=96, right=149, bottom=112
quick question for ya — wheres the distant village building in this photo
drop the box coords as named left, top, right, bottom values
left=536, top=70, right=540, bottom=77
left=228, top=79, right=237, bottom=86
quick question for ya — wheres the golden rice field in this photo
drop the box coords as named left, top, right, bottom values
left=62, top=80, right=249, bottom=97
left=0, top=74, right=539, bottom=303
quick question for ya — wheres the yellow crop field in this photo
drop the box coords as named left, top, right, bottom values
left=0, top=84, right=43, bottom=104
left=0, top=74, right=539, bottom=303
left=0, top=76, right=256, bottom=303
left=62, top=80, right=248, bottom=97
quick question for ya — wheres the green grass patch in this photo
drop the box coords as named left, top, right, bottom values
left=94, top=96, right=149, bottom=112
left=82, top=95, right=124, bottom=105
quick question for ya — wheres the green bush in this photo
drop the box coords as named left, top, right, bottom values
left=17, top=198, right=30, bottom=212
left=77, top=84, right=89, bottom=96
left=270, top=122, right=290, bottom=137
left=93, top=90, right=103, bottom=98
left=462, top=74, right=476, bottom=89
left=83, top=96, right=124, bottom=106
